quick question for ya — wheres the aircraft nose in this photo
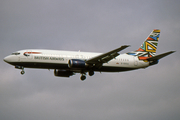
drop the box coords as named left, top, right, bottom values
left=4, top=55, right=18, bottom=64
left=4, top=56, right=11, bottom=63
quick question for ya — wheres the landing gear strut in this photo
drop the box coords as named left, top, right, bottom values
left=21, top=67, right=25, bottom=75
left=15, top=65, right=25, bottom=75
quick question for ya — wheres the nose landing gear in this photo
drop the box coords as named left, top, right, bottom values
left=20, top=67, right=25, bottom=75
left=15, top=65, right=25, bottom=75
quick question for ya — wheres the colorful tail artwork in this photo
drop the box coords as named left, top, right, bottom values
left=127, top=29, right=160, bottom=60
left=137, top=29, right=160, bottom=56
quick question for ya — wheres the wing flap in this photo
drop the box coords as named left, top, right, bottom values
left=86, top=45, right=130, bottom=64
left=100, top=52, right=120, bottom=63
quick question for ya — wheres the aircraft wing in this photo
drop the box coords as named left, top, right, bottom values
left=147, top=51, right=176, bottom=61
left=86, top=45, right=130, bottom=66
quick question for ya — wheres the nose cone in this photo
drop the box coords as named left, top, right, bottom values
left=4, top=55, right=18, bottom=64
left=4, top=56, right=11, bottom=63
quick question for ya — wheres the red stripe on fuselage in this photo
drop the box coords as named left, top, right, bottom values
left=24, top=52, right=41, bottom=54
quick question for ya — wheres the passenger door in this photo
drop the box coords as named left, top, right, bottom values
left=134, top=57, right=138, bottom=66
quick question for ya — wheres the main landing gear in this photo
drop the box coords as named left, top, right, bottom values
left=89, top=71, right=94, bottom=76
left=80, top=74, right=86, bottom=81
left=80, top=71, right=95, bottom=81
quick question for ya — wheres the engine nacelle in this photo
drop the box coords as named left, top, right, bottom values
left=54, top=69, right=74, bottom=77
left=68, top=59, right=86, bottom=69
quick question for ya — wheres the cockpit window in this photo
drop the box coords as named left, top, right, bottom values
left=12, top=52, right=20, bottom=55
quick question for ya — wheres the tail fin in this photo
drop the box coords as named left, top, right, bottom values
left=136, top=29, right=160, bottom=57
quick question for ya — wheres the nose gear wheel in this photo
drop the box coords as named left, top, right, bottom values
left=21, top=67, right=25, bottom=75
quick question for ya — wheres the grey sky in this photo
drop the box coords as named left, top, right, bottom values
left=0, top=0, right=180, bottom=120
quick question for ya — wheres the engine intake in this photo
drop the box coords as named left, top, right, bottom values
left=68, top=59, right=86, bottom=69
left=54, top=69, right=74, bottom=77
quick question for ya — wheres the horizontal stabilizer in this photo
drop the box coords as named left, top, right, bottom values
left=147, top=51, right=176, bottom=61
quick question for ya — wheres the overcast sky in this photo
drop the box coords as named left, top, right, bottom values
left=0, top=0, right=180, bottom=120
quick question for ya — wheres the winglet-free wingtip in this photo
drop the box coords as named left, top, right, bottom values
left=165, top=50, right=176, bottom=55
left=121, top=45, right=130, bottom=50
left=170, top=51, right=176, bottom=53
left=123, top=45, right=130, bottom=47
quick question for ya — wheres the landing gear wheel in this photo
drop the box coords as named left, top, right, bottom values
left=21, top=71, right=25, bottom=75
left=80, top=75, right=86, bottom=81
left=89, top=71, right=94, bottom=76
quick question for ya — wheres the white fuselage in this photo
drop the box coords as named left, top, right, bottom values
left=4, top=49, right=149, bottom=72
left=4, top=30, right=174, bottom=80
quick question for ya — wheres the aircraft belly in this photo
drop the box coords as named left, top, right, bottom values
left=11, top=61, right=68, bottom=69
left=11, top=54, right=148, bottom=72
left=93, top=66, right=137, bottom=72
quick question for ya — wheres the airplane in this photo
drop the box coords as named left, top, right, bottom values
left=4, top=29, right=175, bottom=81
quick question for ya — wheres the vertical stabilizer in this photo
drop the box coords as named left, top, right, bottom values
left=136, top=29, right=160, bottom=57
left=126, top=29, right=161, bottom=60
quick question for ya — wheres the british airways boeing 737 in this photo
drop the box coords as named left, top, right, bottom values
left=4, top=29, right=175, bottom=80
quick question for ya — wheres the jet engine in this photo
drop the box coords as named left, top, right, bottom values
left=68, top=59, right=86, bottom=69
left=54, top=69, right=74, bottom=77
